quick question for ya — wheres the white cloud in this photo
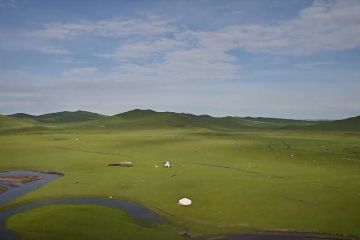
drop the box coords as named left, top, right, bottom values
left=207, top=0, right=360, bottom=55
left=33, top=16, right=176, bottom=40
left=105, top=38, right=240, bottom=84
left=56, top=56, right=73, bottom=64
left=114, top=38, right=186, bottom=61
left=91, top=0, right=360, bottom=85
left=36, top=46, right=71, bottom=55
left=64, top=67, right=98, bottom=77
left=293, top=62, right=334, bottom=70
left=0, top=16, right=177, bottom=57
left=111, top=53, right=240, bottom=84
left=3, top=0, right=360, bottom=62
left=0, top=29, right=70, bottom=55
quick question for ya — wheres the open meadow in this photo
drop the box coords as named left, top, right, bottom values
left=0, top=110, right=359, bottom=239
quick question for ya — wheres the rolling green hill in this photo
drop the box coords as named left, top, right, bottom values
left=110, top=109, right=315, bottom=130
left=0, top=114, right=48, bottom=134
left=5, top=109, right=360, bottom=131
left=244, top=116, right=319, bottom=125
left=9, top=110, right=105, bottom=123
left=114, top=109, right=244, bottom=129
left=307, top=115, right=360, bottom=131
left=0, top=115, right=36, bottom=130
left=8, top=113, right=38, bottom=120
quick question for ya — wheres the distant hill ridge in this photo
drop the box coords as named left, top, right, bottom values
left=8, top=110, right=104, bottom=123
left=306, top=115, right=360, bottom=131
left=3, top=109, right=359, bottom=131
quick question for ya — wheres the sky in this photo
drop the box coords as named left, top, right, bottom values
left=0, top=0, right=360, bottom=119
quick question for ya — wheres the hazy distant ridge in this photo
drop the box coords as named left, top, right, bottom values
left=2, top=109, right=359, bottom=131
left=8, top=110, right=105, bottom=123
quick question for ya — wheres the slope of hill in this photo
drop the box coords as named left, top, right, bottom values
left=244, top=116, right=319, bottom=125
left=307, top=115, right=360, bottom=131
left=8, top=113, right=37, bottom=120
left=9, top=111, right=105, bottom=123
left=5, top=109, right=359, bottom=131
left=0, top=114, right=48, bottom=134
left=115, top=109, right=158, bottom=119
left=0, top=115, right=35, bottom=130
left=37, top=111, right=105, bottom=123
left=108, top=109, right=317, bottom=130
left=111, top=109, right=247, bottom=130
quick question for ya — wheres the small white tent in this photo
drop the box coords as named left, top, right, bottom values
left=178, top=198, right=192, bottom=206
left=164, top=161, right=171, bottom=168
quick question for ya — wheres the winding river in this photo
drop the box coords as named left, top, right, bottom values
left=0, top=170, right=165, bottom=240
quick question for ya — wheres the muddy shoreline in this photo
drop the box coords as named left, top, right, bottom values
left=0, top=169, right=64, bottom=177
left=0, top=176, right=43, bottom=187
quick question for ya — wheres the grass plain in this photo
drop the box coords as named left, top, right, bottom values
left=0, top=110, right=359, bottom=239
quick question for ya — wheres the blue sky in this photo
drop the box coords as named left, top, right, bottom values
left=0, top=0, right=359, bottom=119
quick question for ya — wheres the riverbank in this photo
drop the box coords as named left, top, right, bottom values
left=0, top=176, right=43, bottom=187
left=0, top=185, right=6, bottom=194
left=0, top=170, right=61, bottom=206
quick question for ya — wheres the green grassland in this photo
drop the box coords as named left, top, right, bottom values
left=1, top=110, right=360, bottom=239
left=7, top=204, right=182, bottom=240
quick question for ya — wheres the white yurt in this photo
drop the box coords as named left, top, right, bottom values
left=178, top=198, right=192, bottom=206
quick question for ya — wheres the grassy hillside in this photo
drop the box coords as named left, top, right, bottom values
left=8, top=113, right=38, bottom=120
left=307, top=116, right=360, bottom=131
left=5, top=109, right=360, bottom=132
left=111, top=109, right=319, bottom=130
left=9, top=111, right=105, bottom=123
left=0, top=115, right=32, bottom=129
left=0, top=115, right=49, bottom=134
left=114, top=109, right=250, bottom=129
left=244, top=116, right=319, bottom=125
left=0, top=115, right=37, bottom=130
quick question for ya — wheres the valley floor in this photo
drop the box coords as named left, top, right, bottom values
left=0, top=127, right=359, bottom=239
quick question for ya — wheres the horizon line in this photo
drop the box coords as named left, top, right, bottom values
left=2, top=108, right=358, bottom=121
